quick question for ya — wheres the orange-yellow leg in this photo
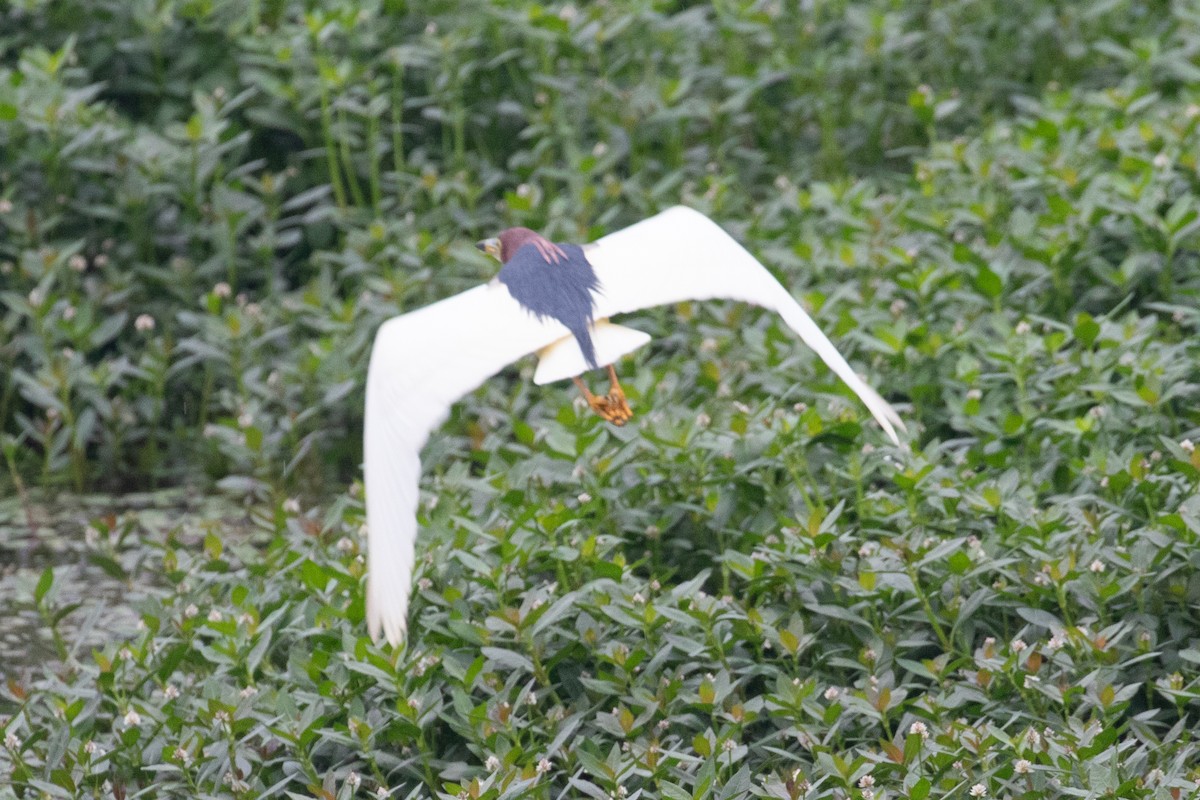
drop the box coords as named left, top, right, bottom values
left=573, top=365, right=633, bottom=426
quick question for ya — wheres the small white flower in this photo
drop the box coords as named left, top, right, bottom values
left=223, top=772, right=249, bottom=792
left=537, top=757, right=551, bottom=774
left=237, top=411, right=253, bottom=429
left=858, top=775, right=875, bottom=788
left=1026, top=728, right=1042, bottom=747
left=376, top=788, right=390, bottom=799
left=424, top=21, right=437, bottom=34
left=0, top=199, right=12, bottom=213
left=1181, top=439, right=1195, bottom=453
left=966, top=388, right=982, bottom=401
left=722, top=738, right=735, bottom=752
left=1011, top=639, right=1027, bottom=652
left=969, top=783, right=987, bottom=797
left=823, top=687, right=840, bottom=701
left=337, top=537, right=355, bottom=553
left=632, top=592, right=645, bottom=604
left=863, top=648, right=877, bottom=662
left=1047, top=634, right=1066, bottom=651
left=577, top=492, right=591, bottom=503
left=909, top=721, right=929, bottom=739
left=417, top=578, right=432, bottom=591
left=1145, top=768, right=1165, bottom=784
left=63, top=305, right=76, bottom=321
left=1153, top=152, right=1170, bottom=169
left=516, top=183, right=533, bottom=199
left=1089, top=559, right=1105, bottom=573
left=28, top=288, right=45, bottom=306
left=174, top=746, right=191, bottom=764
left=83, top=740, right=97, bottom=755
left=861, top=443, right=875, bottom=455
left=94, top=253, right=109, bottom=268
left=695, top=412, right=712, bottom=428
left=347, top=772, right=361, bottom=789
left=485, top=754, right=501, bottom=771
left=134, top=314, right=156, bottom=332
left=240, top=686, right=258, bottom=699
left=282, top=497, right=300, bottom=514
left=184, top=603, right=199, bottom=618
left=1015, top=759, right=1032, bottom=774
left=4, top=732, right=19, bottom=749
left=163, top=684, right=180, bottom=700
left=889, top=299, right=908, bottom=316
left=592, top=141, right=609, bottom=158
left=123, top=709, right=141, bottom=727
left=207, top=609, right=222, bottom=623
left=68, top=254, right=87, bottom=272
left=1015, top=320, right=1031, bottom=335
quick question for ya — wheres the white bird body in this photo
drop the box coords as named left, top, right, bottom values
left=364, top=206, right=903, bottom=645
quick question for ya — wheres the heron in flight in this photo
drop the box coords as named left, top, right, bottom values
left=364, top=206, right=904, bottom=645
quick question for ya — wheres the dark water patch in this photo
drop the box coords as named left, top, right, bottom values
left=0, top=490, right=254, bottom=693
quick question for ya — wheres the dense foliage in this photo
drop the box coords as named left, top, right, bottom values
left=2, top=1, right=1200, bottom=798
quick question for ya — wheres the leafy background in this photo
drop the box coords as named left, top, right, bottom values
left=3, top=0, right=1200, bottom=798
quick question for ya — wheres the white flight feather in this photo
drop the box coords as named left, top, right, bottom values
left=364, top=205, right=904, bottom=644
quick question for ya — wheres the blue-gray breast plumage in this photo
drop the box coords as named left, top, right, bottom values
left=497, top=242, right=602, bottom=369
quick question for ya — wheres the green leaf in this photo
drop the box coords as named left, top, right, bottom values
left=974, top=265, right=1003, bottom=298
left=1078, top=726, right=1118, bottom=759
left=1074, top=312, right=1100, bottom=347
left=35, top=567, right=54, bottom=604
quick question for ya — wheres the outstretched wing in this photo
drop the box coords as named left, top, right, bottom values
left=365, top=206, right=905, bottom=645
left=364, top=283, right=573, bottom=645
left=585, top=206, right=905, bottom=444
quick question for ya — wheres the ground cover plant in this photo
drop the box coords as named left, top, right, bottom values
left=2, top=0, right=1200, bottom=797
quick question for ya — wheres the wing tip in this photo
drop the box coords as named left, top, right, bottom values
left=367, top=593, right=409, bottom=647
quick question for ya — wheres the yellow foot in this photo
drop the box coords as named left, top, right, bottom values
left=573, top=367, right=634, bottom=427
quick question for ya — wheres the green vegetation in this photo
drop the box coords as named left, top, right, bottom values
left=3, top=1, right=1200, bottom=797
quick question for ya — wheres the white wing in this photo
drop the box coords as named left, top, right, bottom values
left=364, top=206, right=904, bottom=644
left=364, top=283, right=573, bottom=644
left=586, top=206, right=905, bottom=443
